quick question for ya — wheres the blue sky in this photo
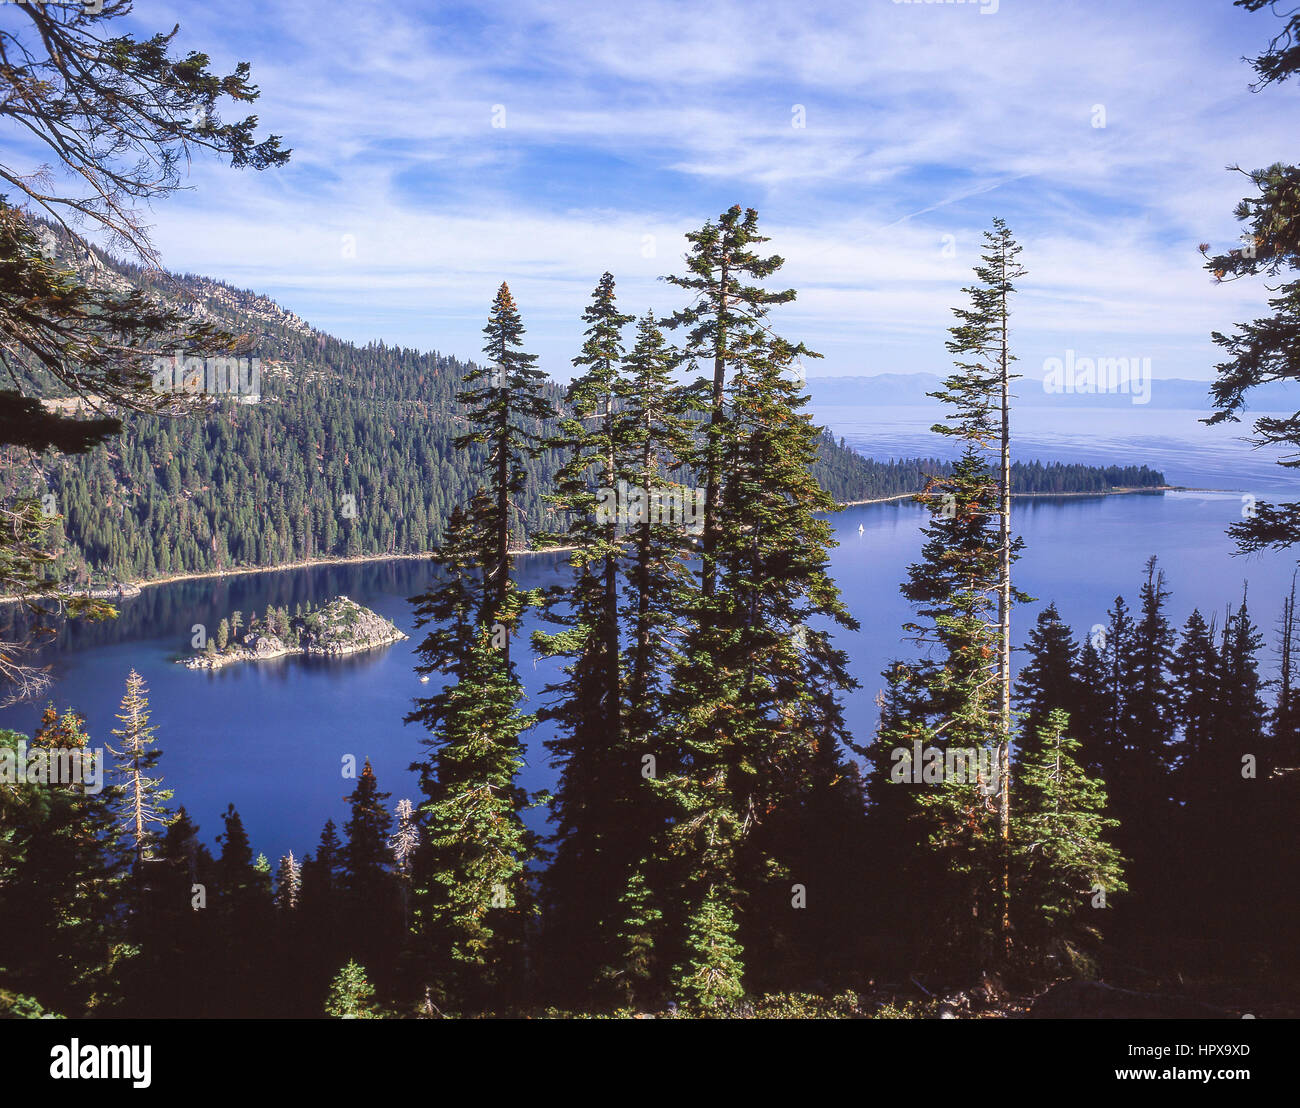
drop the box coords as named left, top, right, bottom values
left=10, top=0, right=1297, bottom=381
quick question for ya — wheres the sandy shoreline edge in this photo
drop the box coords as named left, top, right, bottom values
left=4, top=484, right=1193, bottom=602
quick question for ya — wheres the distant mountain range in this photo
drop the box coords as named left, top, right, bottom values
left=807, top=373, right=1295, bottom=412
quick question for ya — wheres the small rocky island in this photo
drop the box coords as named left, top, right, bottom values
left=180, top=595, right=407, bottom=670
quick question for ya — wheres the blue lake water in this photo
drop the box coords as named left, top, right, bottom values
left=3, top=405, right=1297, bottom=863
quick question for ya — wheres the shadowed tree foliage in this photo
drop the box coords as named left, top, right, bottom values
left=0, top=711, right=129, bottom=1015
left=659, top=333, right=857, bottom=1011
left=1011, top=709, right=1127, bottom=962
left=0, top=0, right=288, bottom=703
left=1203, top=2, right=1300, bottom=554
left=1013, top=603, right=1080, bottom=768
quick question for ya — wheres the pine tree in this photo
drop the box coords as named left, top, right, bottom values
left=215, top=805, right=266, bottom=917
left=1170, top=608, right=1221, bottom=807
left=300, top=819, right=342, bottom=921
left=107, top=669, right=172, bottom=866
left=660, top=333, right=857, bottom=1009
left=342, top=759, right=395, bottom=908
left=210, top=805, right=274, bottom=1014
left=299, top=819, right=343, bottom=983
left=325, top=960, right=381, bottom=1019
left=388, top=798, right=419, bottom=930
left=607, top=869, right=663, bottom=1009
left=944, top=218, right=1027, bottom=949
left=407, top=620, right=538, bottom=1009
left=1012, top=709, right=1127, bottom=957
left=340, top=759, right=398, bottom=980
left=1205, top=586, right=1270, bottom=960
left=663, top=205, right=817, bottom=598
left=406, top=503, right=538, bottom=1008
left=0, top=712, right=131, bottom=1014
left=874, top=236, right=1039, bottom=966
left=274, top=851, right=301, bottom=913
left=618, top=313, right=695, bottom=738
left=389, top=798, right=420, bottom=875
left=254, top=853, right=273, bottom=897
left=601, top=312, right=696, bottom=1004
left=1096, top=594, right=1135, bottom=787
left=136, top=807, right=213, bottom=1017
left=1204, top=2, right=1300, bottom=554
left=456, top=282, right=554, bottom=658
left=1126, top=557, right=1178, bottom=791
left=533, top=273, right=634, bottom=997
left=660, top=209, right=852, bottom=1003
left=1214, top=586, right=1268, bottom=798
left=1272, top=573, right=1300, bottom=770
left=400, top=286, right=555, bottom=1009
left=862, top=662, right=929, bottom=951
left=674, top=891, right=746, bottom=1011
left=1013, top=603, right=1080, bottom=767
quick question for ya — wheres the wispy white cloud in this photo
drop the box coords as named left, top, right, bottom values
left=6, top=0, right=1283, bottom=380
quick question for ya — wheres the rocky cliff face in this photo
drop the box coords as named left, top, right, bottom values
left=296, top=596, right=406, bottom=656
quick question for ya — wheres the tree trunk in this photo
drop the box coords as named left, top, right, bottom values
left=998, top=256, right=1013, bottom=957
left=701, top=260, right=728, bottom=598
left=495, top=394, right=511, bottom=668
left=604, top=392, right=620, bottom=737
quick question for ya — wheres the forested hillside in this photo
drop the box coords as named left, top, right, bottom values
left=7, top=254, right=1164, bottom=587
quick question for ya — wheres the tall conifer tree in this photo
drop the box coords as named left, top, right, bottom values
left=107, top=670, right=172, bottom=867
left=1013, top=603, right=1080, bottom=767
left=1011, top=709, right=1127, bottom=957
left=605, top=312, right=696, bottom=1004
left=663, top=206, right=816, bottom=598
left=407, top=287, right=548, bottom=1006
left=944, top=217, right=1026, bottom=950
left=660, top=334, right=857, bottom=1008
left=455, top=282, right=554, bottom=658
left=533, top=274, right=634, bottom=996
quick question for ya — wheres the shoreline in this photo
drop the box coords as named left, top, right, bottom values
left=837, top=484, right=1186, bottom=508
left=23, top=545, right=583, bottom=601
left=4, top=485, right=1195, bottom=600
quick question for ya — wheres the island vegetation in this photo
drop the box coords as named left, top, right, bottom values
left=178, top=596, right=406, bottom=670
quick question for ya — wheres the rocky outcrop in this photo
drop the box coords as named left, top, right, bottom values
left=180, top=596, right=406, bottom=670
